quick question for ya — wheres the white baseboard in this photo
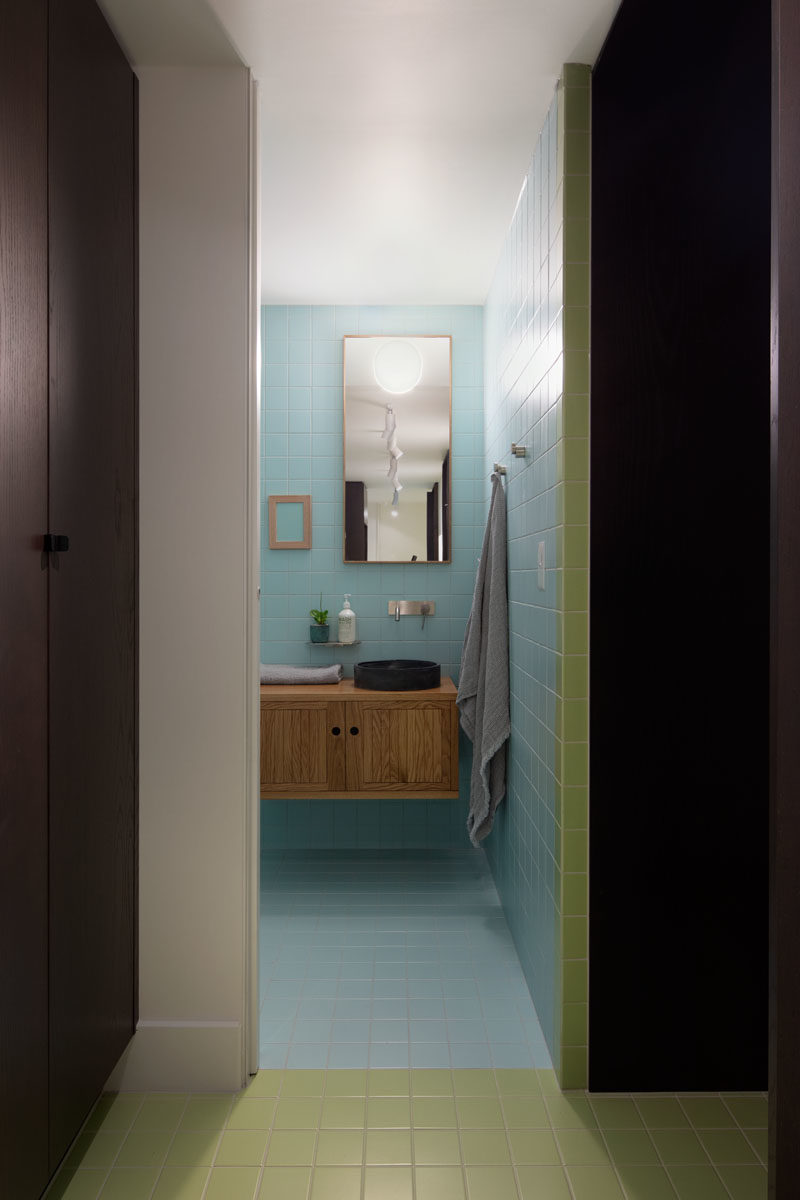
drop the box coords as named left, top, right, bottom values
left=105, top=1020, right=246, bottom=1092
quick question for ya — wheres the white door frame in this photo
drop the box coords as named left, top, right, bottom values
left=244, top=75, right=261, bottom=1079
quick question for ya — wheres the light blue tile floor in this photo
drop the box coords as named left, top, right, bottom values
left=259, top=849, right=552, bottom=1071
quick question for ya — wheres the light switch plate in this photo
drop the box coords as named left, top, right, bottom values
left=537, top=541, right=546, bottom=590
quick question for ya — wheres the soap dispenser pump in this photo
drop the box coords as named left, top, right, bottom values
left=337, top=594, right=357, bottom=644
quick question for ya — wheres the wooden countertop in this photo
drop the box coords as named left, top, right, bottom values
left=260, top=677, right=456, bottom=700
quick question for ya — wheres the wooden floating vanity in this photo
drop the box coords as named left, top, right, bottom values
left=260, top=678, right=459, bottom=800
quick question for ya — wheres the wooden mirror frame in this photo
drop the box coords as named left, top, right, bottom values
left=268, top=494, right=312, bottom=549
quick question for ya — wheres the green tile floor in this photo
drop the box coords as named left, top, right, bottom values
left=45, top=1069, right=767, bottom=1200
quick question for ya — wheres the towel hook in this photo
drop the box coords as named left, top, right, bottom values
left=511, top=443, right=527, bottom=457
left=493, top=463, right=507, bottom=476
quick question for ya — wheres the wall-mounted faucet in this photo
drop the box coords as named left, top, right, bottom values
left=388, top=601, right=436, bottom=628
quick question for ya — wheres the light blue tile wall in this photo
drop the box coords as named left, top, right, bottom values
left=260, top=305, right=484, bottom=850
left=481, top=88, right=565, bottom=1065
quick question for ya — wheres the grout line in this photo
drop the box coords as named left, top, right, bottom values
left=195, top=1093, right=232, bottom=1200
left=408, top=1082, right=418, bottom=1200
left=588, top=1091, right=680, bottom=1200
left=719, top=1092, right=769, bottom=1167
left=547, top=1092, right=580, bottom=1200
left=452, top=1075, right=469, bottom=1200
left=629, top=1092, right=750, bottom=1200
left=124, top=1092, right=192, bottom=1200
left=47, top=1091, right=149, bottom=1200
left=625, top=1095, right=686, bottom=1200
left=674, top=1093, right=739, bottom=1200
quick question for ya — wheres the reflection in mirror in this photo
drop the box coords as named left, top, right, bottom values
left=343, top=336, right=452, bottom=563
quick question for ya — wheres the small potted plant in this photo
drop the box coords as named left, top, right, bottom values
left=309, top=594, right=329, bottom=643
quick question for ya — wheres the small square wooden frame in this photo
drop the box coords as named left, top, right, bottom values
left=268, top=494, right=312, bottom=549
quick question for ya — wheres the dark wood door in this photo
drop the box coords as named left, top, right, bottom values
left=770, top=2, right=800, bottom=1192
left=47, top=0, right=138, bottom=1168
left=0, top=3, right=50, bottom=1196
left=589, top=0, right=770, bottom=1091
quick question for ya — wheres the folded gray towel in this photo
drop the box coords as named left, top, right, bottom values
left=260, top=663, right=343, bottom=685
left=457, top=473, right=510, bottom=846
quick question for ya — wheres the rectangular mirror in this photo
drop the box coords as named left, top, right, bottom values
left=343, top=335, right=452, bottom=562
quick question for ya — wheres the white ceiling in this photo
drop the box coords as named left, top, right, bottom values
left=101, top=0, right=619, bottom=306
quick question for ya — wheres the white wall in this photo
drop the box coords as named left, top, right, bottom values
left=369, top=492, right=428, bottom=560
left=107, top=65, right=257, bottom=1091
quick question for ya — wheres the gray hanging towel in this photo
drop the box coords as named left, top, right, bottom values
left=457, top=473, right=510, bottom=846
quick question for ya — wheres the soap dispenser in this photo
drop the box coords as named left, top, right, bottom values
left=337, top=594, right=357, bottom=644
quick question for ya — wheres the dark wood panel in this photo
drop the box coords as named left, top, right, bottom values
left=770, top=1, right=800, bottom=1192
left=426, top=482, right=439, bottom=561
left=345, top=480, right=367, bottom=561
left=441, top=451, right=450, bottom=562
left=47, top=0, right=138, bottom=1168
left=589, top=0, right=770, bottom=1091
left=0, top=4, right=50, bottom=1196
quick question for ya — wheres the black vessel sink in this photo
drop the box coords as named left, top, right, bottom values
left=354, top=659, right=441, bottom=691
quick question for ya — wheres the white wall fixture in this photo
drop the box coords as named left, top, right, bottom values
left=383, top=406, right=403, bottom=503
left=374, top=339, right=423, bottom=394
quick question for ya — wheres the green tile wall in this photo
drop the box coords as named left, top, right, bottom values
left=482, top=65, right=590, bottom=1089
left=558, top=63, right=591, bottom=1091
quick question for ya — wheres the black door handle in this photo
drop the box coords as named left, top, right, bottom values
left=43, top=534, right=70, bottom=552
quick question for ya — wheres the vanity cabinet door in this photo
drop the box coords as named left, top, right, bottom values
left=345, top=698, right=458, bottom=795
left=260, top=700, right=346, bottom=792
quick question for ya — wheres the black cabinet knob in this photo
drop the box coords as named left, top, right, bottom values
left=43, top=533, right=70, bottom=552
left=350, top=726, right=359, bottom=736
left=331, top=726, right=341, bottom=736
